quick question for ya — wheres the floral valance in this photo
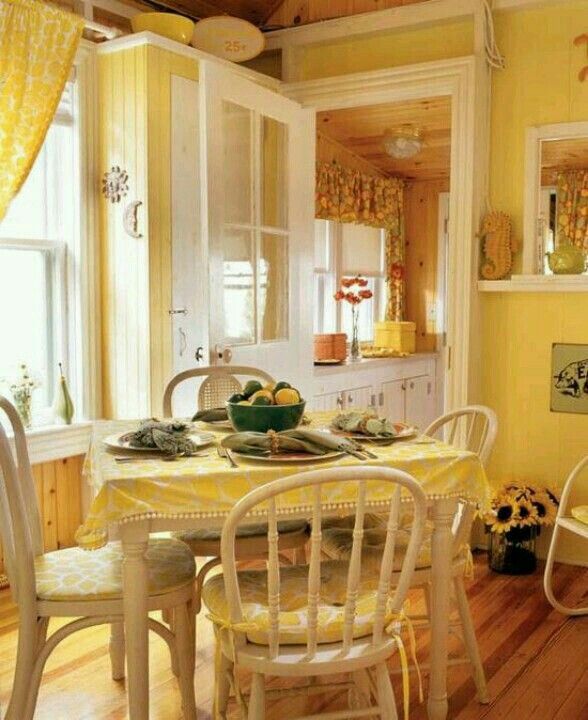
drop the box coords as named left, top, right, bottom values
left=316, top=161, right=404, bottom=233
left=315, top=162, right=406, bottom=322
left=557, top=170, right=588, bottom=250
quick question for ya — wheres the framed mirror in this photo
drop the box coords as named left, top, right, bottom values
left=524, top=121, right=588, bottom=275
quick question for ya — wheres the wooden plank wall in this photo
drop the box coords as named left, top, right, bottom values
left=0, top=456, right=84, bottom=578
left=268, top=0, right=426, bottom=27
left=404, top=178, right=448, bottom=352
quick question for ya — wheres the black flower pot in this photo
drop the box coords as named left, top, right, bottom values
left=488, top=526, right=538, bottom=575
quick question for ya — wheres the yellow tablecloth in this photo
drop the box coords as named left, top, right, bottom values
left=76, top=413, right=491, bottom=549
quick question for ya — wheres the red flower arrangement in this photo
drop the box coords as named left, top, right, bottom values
left=333, top=276, right=373, bottom=361
left=333, top=276, right=373, bottom=305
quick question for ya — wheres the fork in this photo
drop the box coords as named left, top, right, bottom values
left=217, top=445, right=238, bottom=468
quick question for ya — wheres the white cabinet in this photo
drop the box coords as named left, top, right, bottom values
left=343, top=385, right=373, bottom=410
left=380, top=379, right=406, bottom=422
left=405, top=375, right=435, bottom=430
left=313, top=355, right=438, bottom=431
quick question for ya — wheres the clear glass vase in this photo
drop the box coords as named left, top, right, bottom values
left=349, top=308, right=360, bottom=362
left=488, top=526, right=538, bottom=575
left=12, top=391, right=33, bottom=429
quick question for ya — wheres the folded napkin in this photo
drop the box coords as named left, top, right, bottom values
left=221, top=428, right=361, bottom=457
left=192, top=407, right=229, bottom=423
left=124, top=419, right=197, bottom=455
left=331, top=411, right=398, bottom=438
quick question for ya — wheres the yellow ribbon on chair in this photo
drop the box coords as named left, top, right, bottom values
left=385, top=607, right=424, bottom=720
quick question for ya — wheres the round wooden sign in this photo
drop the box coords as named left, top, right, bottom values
left=192, top=16, right=265, bottom=62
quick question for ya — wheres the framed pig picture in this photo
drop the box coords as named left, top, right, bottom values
left=551, top=343, right=588, bottom=414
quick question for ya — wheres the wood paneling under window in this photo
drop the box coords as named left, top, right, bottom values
left=0, top=455, right=84, bottom=578
left=404, top=179, right=448, bottom=352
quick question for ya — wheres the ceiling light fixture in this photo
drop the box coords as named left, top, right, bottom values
left=383, top=125, right=423, bottom=159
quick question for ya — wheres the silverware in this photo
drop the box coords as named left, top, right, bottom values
left=115, top=451, right=209, bottom=463
left=343, top=447, right=368, bottom=461
left=217, top=445, right=238, bottom=468
left=355, top=444, right=379, bottom=459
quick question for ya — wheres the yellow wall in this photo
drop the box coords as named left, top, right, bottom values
left=292, top=1, right=588, bottom=562
left=99, top=45, right=198, bottom=418
left=484, top=2, right=588, bottom=563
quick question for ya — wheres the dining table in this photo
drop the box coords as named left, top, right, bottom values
left=77, top=411, right=492, bottom=720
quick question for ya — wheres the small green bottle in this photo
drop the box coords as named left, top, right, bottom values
left=53, top=363, right=74, bottom=425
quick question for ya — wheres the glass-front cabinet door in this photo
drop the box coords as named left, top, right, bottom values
left=201, top=62, right=315, bottom=396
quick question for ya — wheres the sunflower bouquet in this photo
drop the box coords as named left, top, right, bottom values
left=484, top=482, right=559, bottom=574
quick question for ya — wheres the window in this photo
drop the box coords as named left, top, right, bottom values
left=0, top=82, right=78, bottom=420
left=313, top=220, right=386, bottom=342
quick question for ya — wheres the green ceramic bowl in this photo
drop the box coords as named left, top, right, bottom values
left=226, top=400, right=306, bottom=433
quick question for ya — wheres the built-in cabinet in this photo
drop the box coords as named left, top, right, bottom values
left=311, top=354, right=438, bottom=430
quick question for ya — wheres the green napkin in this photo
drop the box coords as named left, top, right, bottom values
left=221, top=428, right=362, bottom=457
left=192, top=407, right=228, bottom=423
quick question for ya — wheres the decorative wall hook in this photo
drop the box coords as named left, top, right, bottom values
left=574, top=34, right=588, bottom=81
left=123, top=200, right=143, bottom=238
left=101, top=166, right=129, bottom=203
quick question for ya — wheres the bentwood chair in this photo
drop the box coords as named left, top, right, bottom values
left=544, top=455, right=588, bottom=615
left=203, top=465, right=428, bottom=720
left=163, top=365, right=310, bottom=610
left=0, top=397, right=198, bottom=720
left=321, top=405, right=498, bottom=704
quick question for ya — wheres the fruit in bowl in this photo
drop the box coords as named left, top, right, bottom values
left=226, top=380, right=305, bottom=432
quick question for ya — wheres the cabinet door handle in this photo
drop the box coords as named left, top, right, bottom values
left=178, top=328, right=187, bottom=357
left=336, top=394, right=344, bottom=408
left=347, top=394, right=353, bottom=404
left=410, top=381, right=415, bottom=389
left=401, top=383, right=406, bottom=391
left=378, top=391, right=384, bottom=407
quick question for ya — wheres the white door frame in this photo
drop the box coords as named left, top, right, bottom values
left=282, top=55, right=486, bottom=412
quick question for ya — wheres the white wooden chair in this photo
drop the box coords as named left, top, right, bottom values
left=202, top=465, right=428, bottom=720
left=163, top=365, right=310, bottom=610
left=321, top=405, right=498, bottom=704
left=544, top=455, right=588, bottom=616
left=0, top=396, right=198, bottom=720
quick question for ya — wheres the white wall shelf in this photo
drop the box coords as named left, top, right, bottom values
left=478, top=275, right=588, bottom=293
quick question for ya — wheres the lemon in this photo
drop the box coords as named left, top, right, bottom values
left=238, top=400, right=251, bottom=405
left=250, top=389, right=274, bottom=404
left=275, top=388, right=300, bottom=405
left=264, top=382, right=276, bottom=392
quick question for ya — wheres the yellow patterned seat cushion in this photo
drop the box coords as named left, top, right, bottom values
left=176, top=519, right=308, bottom=544
left=202, top=561, right=400, bottom=646
left=571, top=506, right=588, bottom=524
left=35, top=538, right=195, bottom=602
left=321, top=513, right=449, bottom=571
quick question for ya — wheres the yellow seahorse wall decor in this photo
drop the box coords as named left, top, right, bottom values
left=479, top=211, right=518, bottom=280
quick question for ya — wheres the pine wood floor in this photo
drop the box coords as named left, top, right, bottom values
left=0, top=554, right=586, bottom=720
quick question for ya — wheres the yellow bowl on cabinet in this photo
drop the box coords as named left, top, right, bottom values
left=131, top=13, right=195, bottom=45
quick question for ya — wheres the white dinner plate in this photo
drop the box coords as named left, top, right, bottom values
left=103, top=431, right=216, bottom=454
left=329, top=423, right=418, bottom=442
left=231, top=450, right=345, bottom=464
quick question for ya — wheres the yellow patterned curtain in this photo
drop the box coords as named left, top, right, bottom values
left=0, top=0, right=83, bottom=220
left=556, top=170, right=588, bottom=250
left=316, top=161, right=405, bottom=321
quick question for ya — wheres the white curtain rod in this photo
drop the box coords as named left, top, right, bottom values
left=84, top=18, right=122, bottom=39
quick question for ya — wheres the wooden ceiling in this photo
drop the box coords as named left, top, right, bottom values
left=317, top=96, right=452, bottom=182
left=541, top=137, right=588, bottom=186
left=124, top=0, right=433, bottom=26
left=135, top=0, right=286, bottom=24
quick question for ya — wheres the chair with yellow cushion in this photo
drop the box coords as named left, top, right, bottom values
left=163, top=365, right=310, bottom=610
left=544, top=455, right=588, bottom=615
left=203, top=465, right=428, bottom=720
left=320, top=405, right=498, bottom=704
left=0, top=397, right=198, bottom=720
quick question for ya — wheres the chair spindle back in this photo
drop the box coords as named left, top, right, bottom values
left=220, top=466, right=427, bottom=660
left=0, top=397, right=44, bottom=604
left=424, top=405, right=497, bottom=467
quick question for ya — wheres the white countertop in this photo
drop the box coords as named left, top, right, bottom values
left=313, top=352, right=438, bottom=376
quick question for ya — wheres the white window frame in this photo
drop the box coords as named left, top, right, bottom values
left=314, top=219, right=386, bottom=341
left=0, top=40, right=100, bottom=424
